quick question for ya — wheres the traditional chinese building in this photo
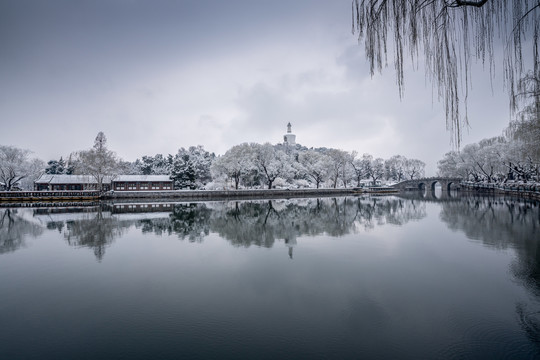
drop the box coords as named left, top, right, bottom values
left=112, top=175, right=172, bottom=191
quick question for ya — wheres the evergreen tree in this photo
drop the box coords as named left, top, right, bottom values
left=171, top=154, right=196, bottom=189
left=45, top=157, right=66, bottom=174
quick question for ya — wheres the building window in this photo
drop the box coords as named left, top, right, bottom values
left=140, top=183, right=149, bottom=190
left=128, top=183, right=136, bottom=190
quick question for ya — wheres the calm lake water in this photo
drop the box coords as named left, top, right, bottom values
left=1, top=193, right=539, bottom=359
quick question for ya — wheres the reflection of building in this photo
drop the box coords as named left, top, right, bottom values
left=111, top=202, right=173, bottom=214
left=34, top=174, right=173, bottom=191
left=283, top=122, right=296, bottom=146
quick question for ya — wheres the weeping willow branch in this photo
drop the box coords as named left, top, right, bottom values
left=352, top=0, right=540, bottom=147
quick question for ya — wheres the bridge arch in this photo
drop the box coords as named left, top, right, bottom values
left=446, top=181, right=459, bottom=192
left=392, top=177, right=462, bottom=193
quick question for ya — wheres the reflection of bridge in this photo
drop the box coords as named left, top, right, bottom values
left=392, top=177, right=462, bottom=192
left=396, top=190, right=462, bottom=201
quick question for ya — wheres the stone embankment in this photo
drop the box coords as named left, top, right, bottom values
left=102, top=188, right=361, bottom=201
left=461, top=181, right=540, bottom=201
left=0, top=190, right=100, bottom=207
left=0, top=188, right=365, bottom=206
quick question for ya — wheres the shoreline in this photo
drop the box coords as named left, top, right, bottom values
left=460, top=182, right=540, bottom=201
left=3, top=182, right=538, bottom=208
left=0, top=188, right=365, bottom=207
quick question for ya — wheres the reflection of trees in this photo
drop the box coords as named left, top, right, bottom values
left=63, top=210, right=130, bottom=261
left=137, top=203, right=212, bottom=242
left=439, top=196, right=539, bottom=249
left=210, top=201, right=280, bottom=247
left=23, top=196, right=428, bottom=258
left=439, top=196, right=540, bottom=345
left=0, top=209, right=43, bottom=254
left=353, top=197, right=426, bottom=231
left=146, top=197, right=428, bottom=248
left=439, top=196, right=540, bottom=293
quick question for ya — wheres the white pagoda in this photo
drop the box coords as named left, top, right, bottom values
left=283, top=122, right=296, bottom=146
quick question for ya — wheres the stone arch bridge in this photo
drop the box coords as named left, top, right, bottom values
left=392, top=177, right=462, bottom=192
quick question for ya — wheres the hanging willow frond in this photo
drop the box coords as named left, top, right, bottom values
left=352, top=0, right=540, bottom=147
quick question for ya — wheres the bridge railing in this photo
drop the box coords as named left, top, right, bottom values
left=392, top=177, right=464, bottom=188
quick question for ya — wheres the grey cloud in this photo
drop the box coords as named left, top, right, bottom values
left=0, top=0, right=512, bottom=175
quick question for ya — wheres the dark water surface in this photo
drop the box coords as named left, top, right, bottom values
left=1, top=194, right=539, bottom=359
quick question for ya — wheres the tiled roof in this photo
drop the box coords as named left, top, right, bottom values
left=35, top=174, right=172, bottom=184
left=35, top=174, right=110, bottom=184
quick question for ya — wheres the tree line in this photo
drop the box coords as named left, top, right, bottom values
left=437, top=73, right=540, bottom=183
left=1, top=132, right=426, bottom=191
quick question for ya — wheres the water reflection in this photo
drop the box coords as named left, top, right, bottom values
left=63, top=209, right=131, bottom=261
left=437, top=195, right=540, bottom=347
left=2, top=195, right=537, bottom=262
left=1, top=197, right=428, bottom=259
left=32, top=207, right=145, bottom=261
left=2, top=195, right=540, bottom=357
left=437, top=196, right=540, bottom=290
left=439, top=196, right=539, bottom=248
left=0, top=209, right=43, bottom=254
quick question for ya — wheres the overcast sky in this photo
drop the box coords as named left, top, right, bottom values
left=0, top=0, right=512, bottom=174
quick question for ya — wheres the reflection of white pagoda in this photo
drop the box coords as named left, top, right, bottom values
left=284, top=221, right=297, bottom=259
left=285, top=238, right=296, bottom=259
left=283, top=122, right=296, bottom=146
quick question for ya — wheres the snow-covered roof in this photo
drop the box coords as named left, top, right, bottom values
left=114, top=175, right=171, bottom=182
left=35, top=174, right=113, bottom=184
left=35, top=174, right=172, bottom=184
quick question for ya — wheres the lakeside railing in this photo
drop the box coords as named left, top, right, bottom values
left=0, top=190, right=100, bottom=200
left=0, top=188, right=362, bottom=207
left=461, top=181, right=540, bottom=200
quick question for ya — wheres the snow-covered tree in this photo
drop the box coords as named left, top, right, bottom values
left=252, top=143, right=293, bottom=189
left=505, top=74, right=540, bottom=181
left=45, top=157, right=66, bottom=174
left=0, top=145, right=44, bottom=190
left=359, top=154, right=385, bottom=186
left=474, top=137, right=507, bottom=182
left=188, top=145, right=214, bottom=186
left=64, top=154, right=76, bottom=175
left=171, top=153, right=196, bottom=189
left=77, top=132, right=120, bottom=191
left=117, top=160, right=142, bottom=175
left=348, top=151, right=365, bottom=187
left=170, top=146, right=214, bottom=189
left=438, top=151, right=464, bottom=178
left=136, top=154, right=172, bottom=175
left=326, top=149, right=349, bottom=188
left=384, top=155, right=406, bottom=182
left=403, top=158, right=426, bottom=180
left=211, top=143, right=254, bottom=189
left=297, top=150, right=331, bottom=188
